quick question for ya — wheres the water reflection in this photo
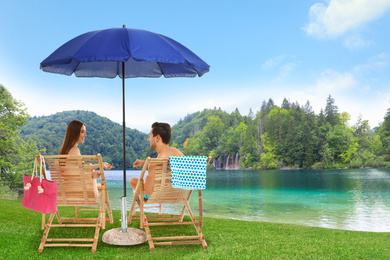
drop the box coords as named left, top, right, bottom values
left=103, top=168, right=390, bottom=232
left=203, top=169, right=390, bottom=232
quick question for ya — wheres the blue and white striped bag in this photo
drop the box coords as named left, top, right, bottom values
left=169, top=156, right=207, bottom=190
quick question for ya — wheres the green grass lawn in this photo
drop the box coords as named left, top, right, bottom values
left=1, top=199, right=389, bottom=259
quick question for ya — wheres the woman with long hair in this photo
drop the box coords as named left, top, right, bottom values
left=59, top=120, right=114, bottom=172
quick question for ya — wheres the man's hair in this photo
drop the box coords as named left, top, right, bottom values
left=151, top=122, right=171, bottom=145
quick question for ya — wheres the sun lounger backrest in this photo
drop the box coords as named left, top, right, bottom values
left=44, top=155, right=101, bottom=206
left=146, top=158, right=192, bottom=205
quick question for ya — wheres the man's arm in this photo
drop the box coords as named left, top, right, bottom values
left=133, top=159, right=145, bottom=169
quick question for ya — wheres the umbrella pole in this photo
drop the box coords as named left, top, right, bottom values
left=102, top=63, right=147, bottom=246
left=121, top=61, right=128, bottom=232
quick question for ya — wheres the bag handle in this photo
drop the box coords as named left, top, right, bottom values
left=24, top=156, right=38, bottom=190
left=38, top=156, right=46, bottom=180
left=24, top=155, right=46, bottom=194
left=37, top=155, right=46, bottom=194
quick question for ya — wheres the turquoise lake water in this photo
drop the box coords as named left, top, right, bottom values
left=55, top=168, right=390, bottom=232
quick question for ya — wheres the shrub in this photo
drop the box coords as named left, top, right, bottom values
left=312, top=162, right=325, bottom=169
left=350, top=159, right=363, bottom=168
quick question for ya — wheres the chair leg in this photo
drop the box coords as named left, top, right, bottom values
left=100, top=186, right=109, bottom=230
left=105, top=189, right=114, bottom=224
left=143, top=214, right=155, bottom=251
left=179, top=205, right=186, bottom=222
left=92, top=221, right=101, bottom=253
left=198, top=190, right=203, bottom=227
left=38, top=213, right=55, bottom=252
left=41, top=213, right=46, bottom=230
left=128, top=196, right=141, bottom=225
left=185, top=201, right=208, bottom=249
left=56, top=211, right=62, bottom=224
left=140, top=191, right=145, bottom=229
left=75, top=206, right=79, bottom=217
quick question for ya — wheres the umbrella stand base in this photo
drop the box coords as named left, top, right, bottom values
left=102, top=228, right=147, bottom=246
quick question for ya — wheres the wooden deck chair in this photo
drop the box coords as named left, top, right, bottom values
left=38, top=154, right=113, bottom=253
left=128, top=156, right=210, bottom=251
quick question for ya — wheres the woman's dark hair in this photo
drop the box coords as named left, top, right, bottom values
left=151, top=122, right=171, bottom=145
left=59, top=120, right=85, bottom=154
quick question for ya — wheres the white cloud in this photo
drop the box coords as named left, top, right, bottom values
left=303, top=0, right=390, bottom=38
left=344, top=35, right=373, bottom=50
left=262, top=56, right=285, bottom=70
left=279, top=62, right=297, bottom=79
left=313, top=69, right=356, bottom=93
left=354, top=52, right=389, bottom=74
left=185, top=99, right=217, bottom=112
left=262, top=56, right=297, bottom=80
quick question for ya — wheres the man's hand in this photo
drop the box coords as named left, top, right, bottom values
left=133, top=159, right=145, bottom=169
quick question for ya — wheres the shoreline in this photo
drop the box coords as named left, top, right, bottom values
left=213, top=166, right=390, bottom=171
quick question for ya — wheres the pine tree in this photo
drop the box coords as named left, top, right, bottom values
left=324, top=95, right=339, bottom=126
left=281, top=98, right=290, bottom=110
left=302, top=114, right=316, bottom=168
left=242, top=110, right=255, bottom=162
left=381, top=105, right=390, bottom=136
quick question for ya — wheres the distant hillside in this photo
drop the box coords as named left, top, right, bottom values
left=19, top=95, right=389, bottom=171
left=19, top=110, right=153, bottom=169
left=171, top=108, right=245, bottom=148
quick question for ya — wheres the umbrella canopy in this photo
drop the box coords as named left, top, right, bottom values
left=40, top=26, right=209, bottom=237
left=40, top=27, right=209, bottom=78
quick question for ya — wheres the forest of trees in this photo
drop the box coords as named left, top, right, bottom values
left=172, top=95, right=390, bottom=170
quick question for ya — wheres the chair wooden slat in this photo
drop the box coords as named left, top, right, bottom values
left=128, top=156, right=210, bottom=251
left=38, top=154, right=114, bottom=253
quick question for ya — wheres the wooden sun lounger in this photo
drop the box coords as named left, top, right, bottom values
left=128, top=156, right=210, bottom=251
left=38, top=154, right=113, bottom=253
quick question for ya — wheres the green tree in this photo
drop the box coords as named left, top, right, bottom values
left=369, top=135, right=384, bottom=156
left=326, top=125, right=353, bottom=164
left=259, top=133, right=277, bottom=169
left=320, top=143, right=333, bottom=166
left=242, top=109, right=255, bottom=159
left=202, top=115, right=224, bottom=154
left=0, top=86, right=39, bottom=194
left=378, top=107, right=390, bottom=157
left=284, top=117, right=298, bottom=165
left=184, top=132, right=203, bottom=155
left=281, top=98, right=291, bottom=110
left=339, top=142, right=359, bottom=163
left=340, top=112, right=351, bottom=126
left=231, top=108, right=243, bottom=127
left=302, top=109, right=316, bottom=168
left=316, top=109, right=330, bottom=146
left=353, top=115, right=371, bottom=151
left=324, top=95, right=340, bottom=126
left=381, top=104, right=390, bottom=136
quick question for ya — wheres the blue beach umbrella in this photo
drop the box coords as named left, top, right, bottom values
left=40, top=26, right=209, bottom=242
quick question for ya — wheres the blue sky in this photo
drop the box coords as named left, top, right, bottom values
left=1, top=0, right=390, bottom=133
